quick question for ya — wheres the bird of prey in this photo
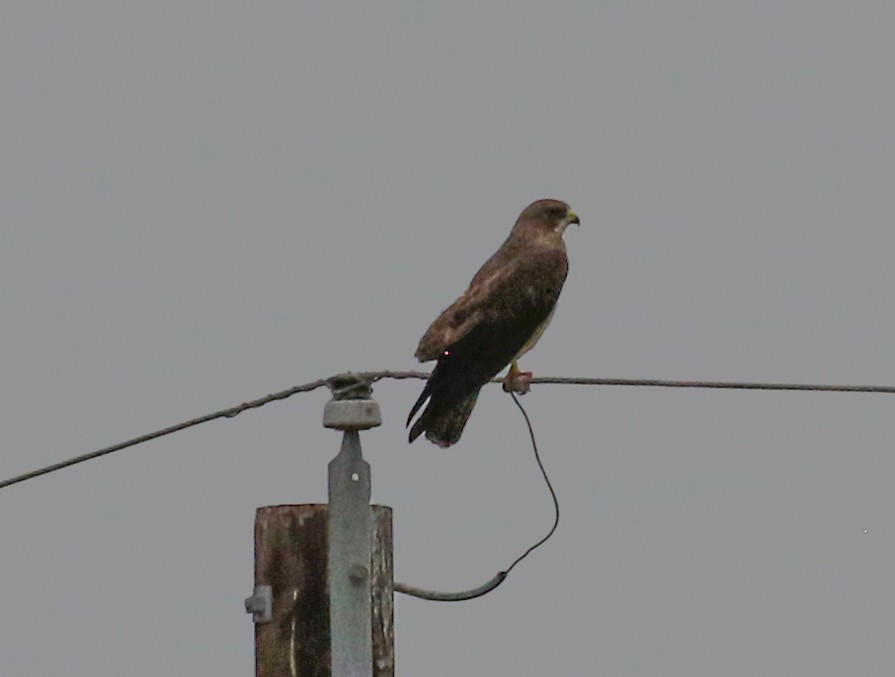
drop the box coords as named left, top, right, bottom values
left=406, top=199, right=579, bottom=447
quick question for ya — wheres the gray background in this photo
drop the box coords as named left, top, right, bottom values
left=2, top=2, right=893, bottom=675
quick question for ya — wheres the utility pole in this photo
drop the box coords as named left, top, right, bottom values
left=245, top=376, right=394, bottom=676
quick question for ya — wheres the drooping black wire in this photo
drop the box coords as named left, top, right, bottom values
left=503, top=392, right=559, bottom=575
left=393, top=391, right=558, bottom=601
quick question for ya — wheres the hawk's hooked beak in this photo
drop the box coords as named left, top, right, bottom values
left=566, top=210, right=580, bottom=227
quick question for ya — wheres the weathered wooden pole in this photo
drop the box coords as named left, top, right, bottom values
left=246, top=377, right=394, bottom=676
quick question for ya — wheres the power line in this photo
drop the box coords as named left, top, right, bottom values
left=523, top=376, right=895, bottom=393
left=368, top=370, right=895, bottom=393
left=2, top=370, right=894, bottom=491
left=0, top=376, right=327, bottom=491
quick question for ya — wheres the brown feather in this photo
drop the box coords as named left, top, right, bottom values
left=409, top=390, right=480, bottom=447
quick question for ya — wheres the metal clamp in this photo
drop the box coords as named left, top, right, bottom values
left=244, top=585, right=272, bottom=623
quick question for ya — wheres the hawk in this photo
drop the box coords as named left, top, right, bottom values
left=407, top=199, right=579, bottom=446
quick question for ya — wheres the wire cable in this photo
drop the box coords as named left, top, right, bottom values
left=503, top=392, right=559, bottom=576
left=3, top=370, right=895, bottom=491
left=0, top=377, right=328, bottom=491
left=394, top=391, right=558, bottom=601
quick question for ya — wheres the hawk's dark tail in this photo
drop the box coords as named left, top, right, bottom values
left=407, top=388, right=481, bottom=448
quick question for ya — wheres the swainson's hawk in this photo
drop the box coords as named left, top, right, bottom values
left=407, top=199, right=579, bottom=446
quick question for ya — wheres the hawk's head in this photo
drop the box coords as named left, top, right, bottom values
left=515, top=199, right=580, bottom=237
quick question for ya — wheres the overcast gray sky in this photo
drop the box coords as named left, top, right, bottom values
left=2, top=2, right=894, bottom=675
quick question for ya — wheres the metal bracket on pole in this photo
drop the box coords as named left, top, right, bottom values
left=244, top=585, right=272, bottom=623
left=324, top=375, right=381, bottom=677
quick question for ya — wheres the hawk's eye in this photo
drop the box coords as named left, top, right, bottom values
left=443, top=350, right=451, bottom=357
